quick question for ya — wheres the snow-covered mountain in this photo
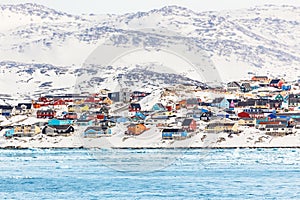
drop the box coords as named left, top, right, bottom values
left=0, top=3, right=300, bottom=98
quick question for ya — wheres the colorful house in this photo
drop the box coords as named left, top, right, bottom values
left=48, top=119, right=73, bottom=126
left=37, top=109, right=56, bottom=119
left=269, top=79, right=284, bottom=88
left=64, top=112, right=78, bottom=120
left=162, top=128, right=188, bottom=139
left=4, top=125, right=41, bottom=137
left=76, top=119, right=94, bottom=126
left=126, top=123, right=148, bottom=135
left=129, top=103, right=141, bottom=112
left=15, top=103, right=33, bottom=115
left=186, top=98, right=200, bottom=109
left=42, top=125, right=75, bottom=136
left=211, top=97, right=229, bottom=109
left=205, top=120, right=238, bottom=133
left=83, top=126, right=112, bottom=137
left=0, top=105, right=14, bottom=117
left=182, top=118, right=197, bottom=132
left=251, top=76, right=268, bottom=82
left=152, top=103, right=166, bottom=111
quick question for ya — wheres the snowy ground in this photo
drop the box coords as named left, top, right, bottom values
left=0, top=125, right=299, bottom=149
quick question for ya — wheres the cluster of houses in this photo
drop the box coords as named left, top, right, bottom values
left=1, top=75, right=300, bottom=142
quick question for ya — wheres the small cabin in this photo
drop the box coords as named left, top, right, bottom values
left=162, top=128, right=187, bottom=139
left=83, top=126, right=112, bottom=137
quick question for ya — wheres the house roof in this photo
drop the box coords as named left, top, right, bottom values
left=48, top=125, right=73, bottom=130
left=162, top=128, right=185, bottom=133
left=264, top=124, right=286, bottom=128
left=186, top=98, right=199, bottom=105
left=270, top=79, right=280, bottom=84
left=0, top=105, right=13, bottom=110
left=130, top=103, right=141, bottom=109
left=16, top=103, right=32, bottom=109
left=84, top=126, right=104, bottom=132
left=212, top=97, right=226, bottom=104
left=182, top=118, right=194, bottom=126
left=252, top=76, right=268, bottom=79
left=154, top=103, right=165, bottom=108
left=227, top=81, right=240, bottom=88
left=127, top=123, right=145, bottom=128
left=207, top=122, right=235, bottom=128
left=77, top=119, right=93, bottom=123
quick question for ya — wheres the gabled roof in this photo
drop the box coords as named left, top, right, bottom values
left=264, top=124, right=286, bottom=128
left=48, top=125, right=73, bottom=130
left=182, top=118, right=194, bottom=126
left=212, top=97, right=226, bottom=104
left=227, top=81, right=240, bottom=88
left=186, top=98, right=199, bottom=105
left=270, top=79, right=280, bottom=84
left=162, top=128, right=185, bottom=133
left=0, top=105, right=14, bottom=110
left=16, top=103, right=32, bottom=109
left=130, top=103, right=141, bottom=109
left=154, top=103, right=165, bottom=108
left=127, top=123, right=144, bottom=128
left=84, top=126, right=104, bottom=132
left=252, top=76, right=268, bottom=79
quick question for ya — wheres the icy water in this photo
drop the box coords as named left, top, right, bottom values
left=0, top=148, right=300, bottom=199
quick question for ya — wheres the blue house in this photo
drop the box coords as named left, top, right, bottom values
left=162, top=128, right=188, bottom=139
left=76, top=119, right=94, bottom=126
left=281, top=85, right=291, bottom=91
left=115, top=116, right=130, bottom=123
left=83, top=126, right=112, bottom=137
left=4, top=129, right=14, bottom=138
left=48, top=119, right=73, bottom=126
left=135, top=112, right=146, bottom=120
left=211, top=97, right=229, bottom=109
left=152, top=103, right=166, bottom=111
left=0, top=105, right=14, bottom=117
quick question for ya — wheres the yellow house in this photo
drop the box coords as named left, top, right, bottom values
left=103, top=97, right=113, bottom=105
left=68, top=105, right=75, bottom=112
left=205, top=120, right=238, bottom=133
left=14, top=125, right=41, bottom=137
left=80, top=105, right=90, bottom=112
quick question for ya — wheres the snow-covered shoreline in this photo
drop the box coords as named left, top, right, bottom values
left=1, top=127, right=299, bottom=149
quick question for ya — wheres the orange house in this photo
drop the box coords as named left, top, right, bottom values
left=33, top=103, right=41, bottom=109
left=103, top=97, right=113, bottom=105
left=251, top=76, right=269, bottom=82
left=178, top=100, right=187, bottom=108
left=126, top=124, right=148, bottom=135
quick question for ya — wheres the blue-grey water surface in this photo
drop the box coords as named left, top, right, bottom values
left=0, top=148, right=299, bottom=199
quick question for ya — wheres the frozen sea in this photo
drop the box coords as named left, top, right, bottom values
left=0, top=148, right=299, bottom=199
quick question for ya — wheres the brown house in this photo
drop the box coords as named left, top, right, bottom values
left=126, top=124, right=148, bottom=135
left=251, top=76, right=268, bottom=82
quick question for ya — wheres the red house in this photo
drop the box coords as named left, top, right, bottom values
left=37, top=109, right=56, bottom=119
left=182, top=118, right=197, bottom=132
left=53, top=99, right=66, bottom=106
left=129, top=103, right=141, bottom=112
left=64, top=112, right=78, bottom=120
left=238, top=110, right=264, bottom=119
left=269, top=79, right=284, bottom=88
left=238, top=112, right=250, bottom=118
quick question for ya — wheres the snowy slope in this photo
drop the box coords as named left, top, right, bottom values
left=0, top=3, right=300, bottom=97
